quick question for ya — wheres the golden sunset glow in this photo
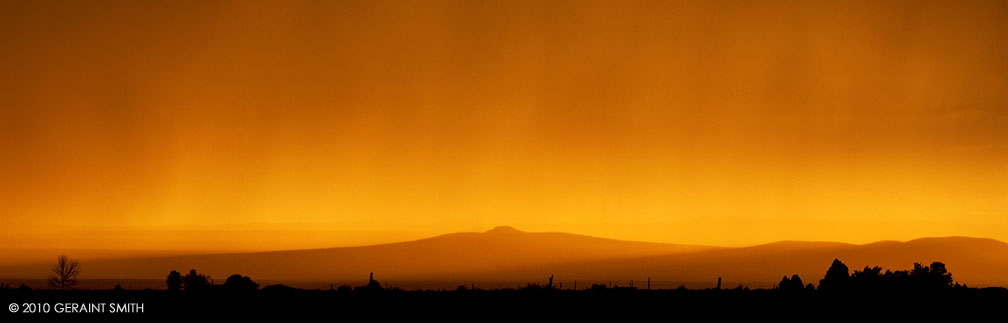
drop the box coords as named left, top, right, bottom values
left=1, top=0, right=1007, bottom=251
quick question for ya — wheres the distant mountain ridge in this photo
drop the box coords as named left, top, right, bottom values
left=478, top=236, right=1008, bottom=288
left=1, top=228, right=1006, bottom=289
left=0, top=226, right=714, bottom=282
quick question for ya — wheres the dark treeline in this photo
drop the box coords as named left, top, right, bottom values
left=2, top=259, right=1007, bottom=319
left=143, top=258, right=981, bottom=294
left=778, top=259, right=962, bottom=293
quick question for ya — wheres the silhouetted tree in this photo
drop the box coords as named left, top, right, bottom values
left=223, top=274, right=259, bottom=291
left=47, top=254, right=81, bottom=290
left=818, top=258, right=849, bottom=292
left=909, top=262, right=953, bottom=289
left=927, top=262, right=953, bottom=288
left=779, top=276, right=790, bottom=289
left=850, top=266, right=882, bottom=290
left=182, top=269, right=210, bottom=291
left=882, top=268, right=911, bottom=289
left=791, top=274, right=803, bottom=288
left=166, top=270, right=183, bottom=291
left=779, top=274, right=805, bottom=292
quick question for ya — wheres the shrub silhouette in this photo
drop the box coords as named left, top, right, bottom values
left=182, top=269, right=210, bottom=291
left=223, top=274, right=259, bottom=291
left=48, top=254, right=81, bottom=291
left=166, top=270, right=183, bottom=291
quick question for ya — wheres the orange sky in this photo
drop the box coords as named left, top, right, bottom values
left=1, top=0, right=1006, bottom=251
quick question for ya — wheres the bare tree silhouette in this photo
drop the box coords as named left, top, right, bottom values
left=47, top=254, right=81, bottom=291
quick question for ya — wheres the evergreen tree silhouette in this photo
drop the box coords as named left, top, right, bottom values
left=818, top=258, right=849, bottom=292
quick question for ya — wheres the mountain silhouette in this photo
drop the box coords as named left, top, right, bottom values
left=0, top=226, right=713, bottom=285
left=479, top=236, right=1008, bottom=288
left=483, top=225, right=522, bottom=234
left=1, top=228, right=1006, bottom=288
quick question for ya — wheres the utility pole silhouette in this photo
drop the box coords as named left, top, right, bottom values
left=717, top=277, right=722, bottom=290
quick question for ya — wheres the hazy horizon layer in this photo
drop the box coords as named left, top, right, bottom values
left=0, top=226, right=998, bottom=254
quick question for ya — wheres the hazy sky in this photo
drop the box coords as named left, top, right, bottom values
left=1, top=0, right=1006, bottom=251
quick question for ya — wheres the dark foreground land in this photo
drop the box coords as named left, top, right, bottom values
left=3, top=259, right=1008, bottom=320
left=3, top=285, right=1008, bottom=321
